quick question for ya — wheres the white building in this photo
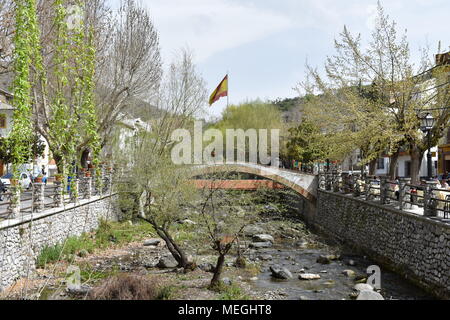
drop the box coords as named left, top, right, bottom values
left=0, top=88, right=53, bottom=178
left=374, top=148, right=439, bottom=179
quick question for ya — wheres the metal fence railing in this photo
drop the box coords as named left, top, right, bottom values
left=0, top=169, right=115, bottom=221
left=318, top=171, right=450, bottom=222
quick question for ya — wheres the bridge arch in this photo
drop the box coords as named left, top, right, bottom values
left=189, top=163, right=318, bottom=203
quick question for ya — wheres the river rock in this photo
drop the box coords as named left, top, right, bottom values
left=258, top=254, right=273, bottom=261
left=347, top=259, right=356, bottom=266
left=67, top=284, right=91, bottom=296
left=316, top=254, right=339, bottom=264
left=198, top=263, right=215, bottom=273
left=298, top=273, right=321, bottom=280
left=157, top=256, right=178, bottom=269
left=356, top=290, right=384, bottom=300
left=316, top=255, right=331, bottom=264
left=253, top=234, right=275, bottom=243
left=143, top=239, right=161, bottom=247
left=243, top=225, right=265, bottom=236
left=354, top=283, right=374, bottom=292
left=342, top=270, right=356, bottom=277
left=270, top=265, right=293, bottom=280
left=250, top=242, right=273, bottom=249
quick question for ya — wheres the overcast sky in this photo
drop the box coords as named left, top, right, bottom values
left=108, top=0, right=449, bottom=118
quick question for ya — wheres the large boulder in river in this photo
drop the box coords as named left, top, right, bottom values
left=157, top=256, right=179, bottom=269
left=356, top=290, right=384, bottom=300
left=270, top=265, right=293, bottom=280
left=253, top=234, right=275, bottom=243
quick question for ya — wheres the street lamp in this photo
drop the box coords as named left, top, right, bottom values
left=420, top=113, right=435, bottom=180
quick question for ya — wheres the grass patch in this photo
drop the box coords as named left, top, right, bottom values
left=208, top=281, right=250, bottom=300
left=156, top=285, right=177, bottom=300
left=36, top=244, right=64, bottom=268
left=79, top=263, right=120, bottom=284
left=36, top=220, right=156, bottom=268
left=218, top=284, right=250, bottom=300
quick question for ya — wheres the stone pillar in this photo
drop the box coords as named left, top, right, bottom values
left=325, top=173, right=332, bottom=191
left=423, top=184, right=435, bottom=217
left=380, top=177, right=388, bottom=205
left=70, top=179, right=79, bottom=204
left=82, top=176, right=92, bottom=199
left=364, top=176, right=370, bottom=200
left=90, top=170, right=97, bottom=196
left=7, top=186, right=20, bottom=218
left=32, top=182, right=45, bottom=212
left=54, top=181, right=64, bottom=207
left=398, top=181, right=405, bottom=211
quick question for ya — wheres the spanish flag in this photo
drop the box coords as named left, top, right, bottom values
left=209, top=75, right=228, bottom=106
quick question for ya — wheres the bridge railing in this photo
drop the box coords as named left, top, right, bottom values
left=0, top=166, right=115, bottom=221
left=318, top=171, right=450, bottom=221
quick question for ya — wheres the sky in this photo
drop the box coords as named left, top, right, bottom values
left=108, top=0, right=450, bottom=118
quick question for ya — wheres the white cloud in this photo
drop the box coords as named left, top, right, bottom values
left=141, top=0, right=295, bottom=62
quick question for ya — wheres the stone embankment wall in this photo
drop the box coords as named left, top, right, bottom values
left=0, top=195, right=119, bottom=291
left=315, top=190, right=449, bottom=299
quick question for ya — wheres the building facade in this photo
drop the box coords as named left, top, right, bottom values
left=0, top=88, right=53, bottom=178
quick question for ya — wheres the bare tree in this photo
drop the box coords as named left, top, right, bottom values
left=0, top=0, right=14, bottom=75
left=93, top=0, right=162, bottom=159
left=196, top=173, right=260, bottom=289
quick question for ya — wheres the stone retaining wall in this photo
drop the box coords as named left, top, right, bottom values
left=0, top=195, right=119, bottom=292
left=315, top=190, right=450, bottom=299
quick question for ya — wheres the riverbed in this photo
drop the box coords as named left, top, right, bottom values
left=247, top=239, right=434, bottom=300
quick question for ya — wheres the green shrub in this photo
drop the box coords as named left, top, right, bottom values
left=37, top=244, right=63, bottom=268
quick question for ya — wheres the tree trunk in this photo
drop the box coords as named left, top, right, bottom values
left=53, top=153, right=65, bottom=174
left=80, top=148, right=91, bottom=168
left=155, top=229, right=182, bottom=263
left=410, top=146, right=424, bottom=185
left=369, top=159, right=377, bottom=176
left=210, top=253, right=226, bottom=287
left=389, top=151, right=399, bottom=180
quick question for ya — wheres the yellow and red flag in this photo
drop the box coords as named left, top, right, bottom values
left=209, top=75, right=228, bottom=106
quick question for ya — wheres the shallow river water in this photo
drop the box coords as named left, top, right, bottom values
left=249, top=240, right=434, bottom=300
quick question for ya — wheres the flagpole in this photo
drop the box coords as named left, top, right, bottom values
left=227, top=70, right=229, bottom=108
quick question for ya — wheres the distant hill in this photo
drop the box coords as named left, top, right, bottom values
left=271, top=96, right=306, bottom=123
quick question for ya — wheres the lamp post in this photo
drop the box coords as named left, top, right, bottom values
left=420, top=113, right=435, bottom=180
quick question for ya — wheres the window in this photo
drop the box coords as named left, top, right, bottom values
left=0, top=114, right=6, bottom=129
left=377, top=158, right=385, bottom=170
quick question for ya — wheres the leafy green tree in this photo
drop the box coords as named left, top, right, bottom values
left=286, top=119, right=332, bottom=165
left=212, top=101, right=285, bottom=163
left=299, top=2, right=449, bottom=182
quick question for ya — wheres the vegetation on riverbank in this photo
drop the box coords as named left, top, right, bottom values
left=36, top=220, right=156, bottom=268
